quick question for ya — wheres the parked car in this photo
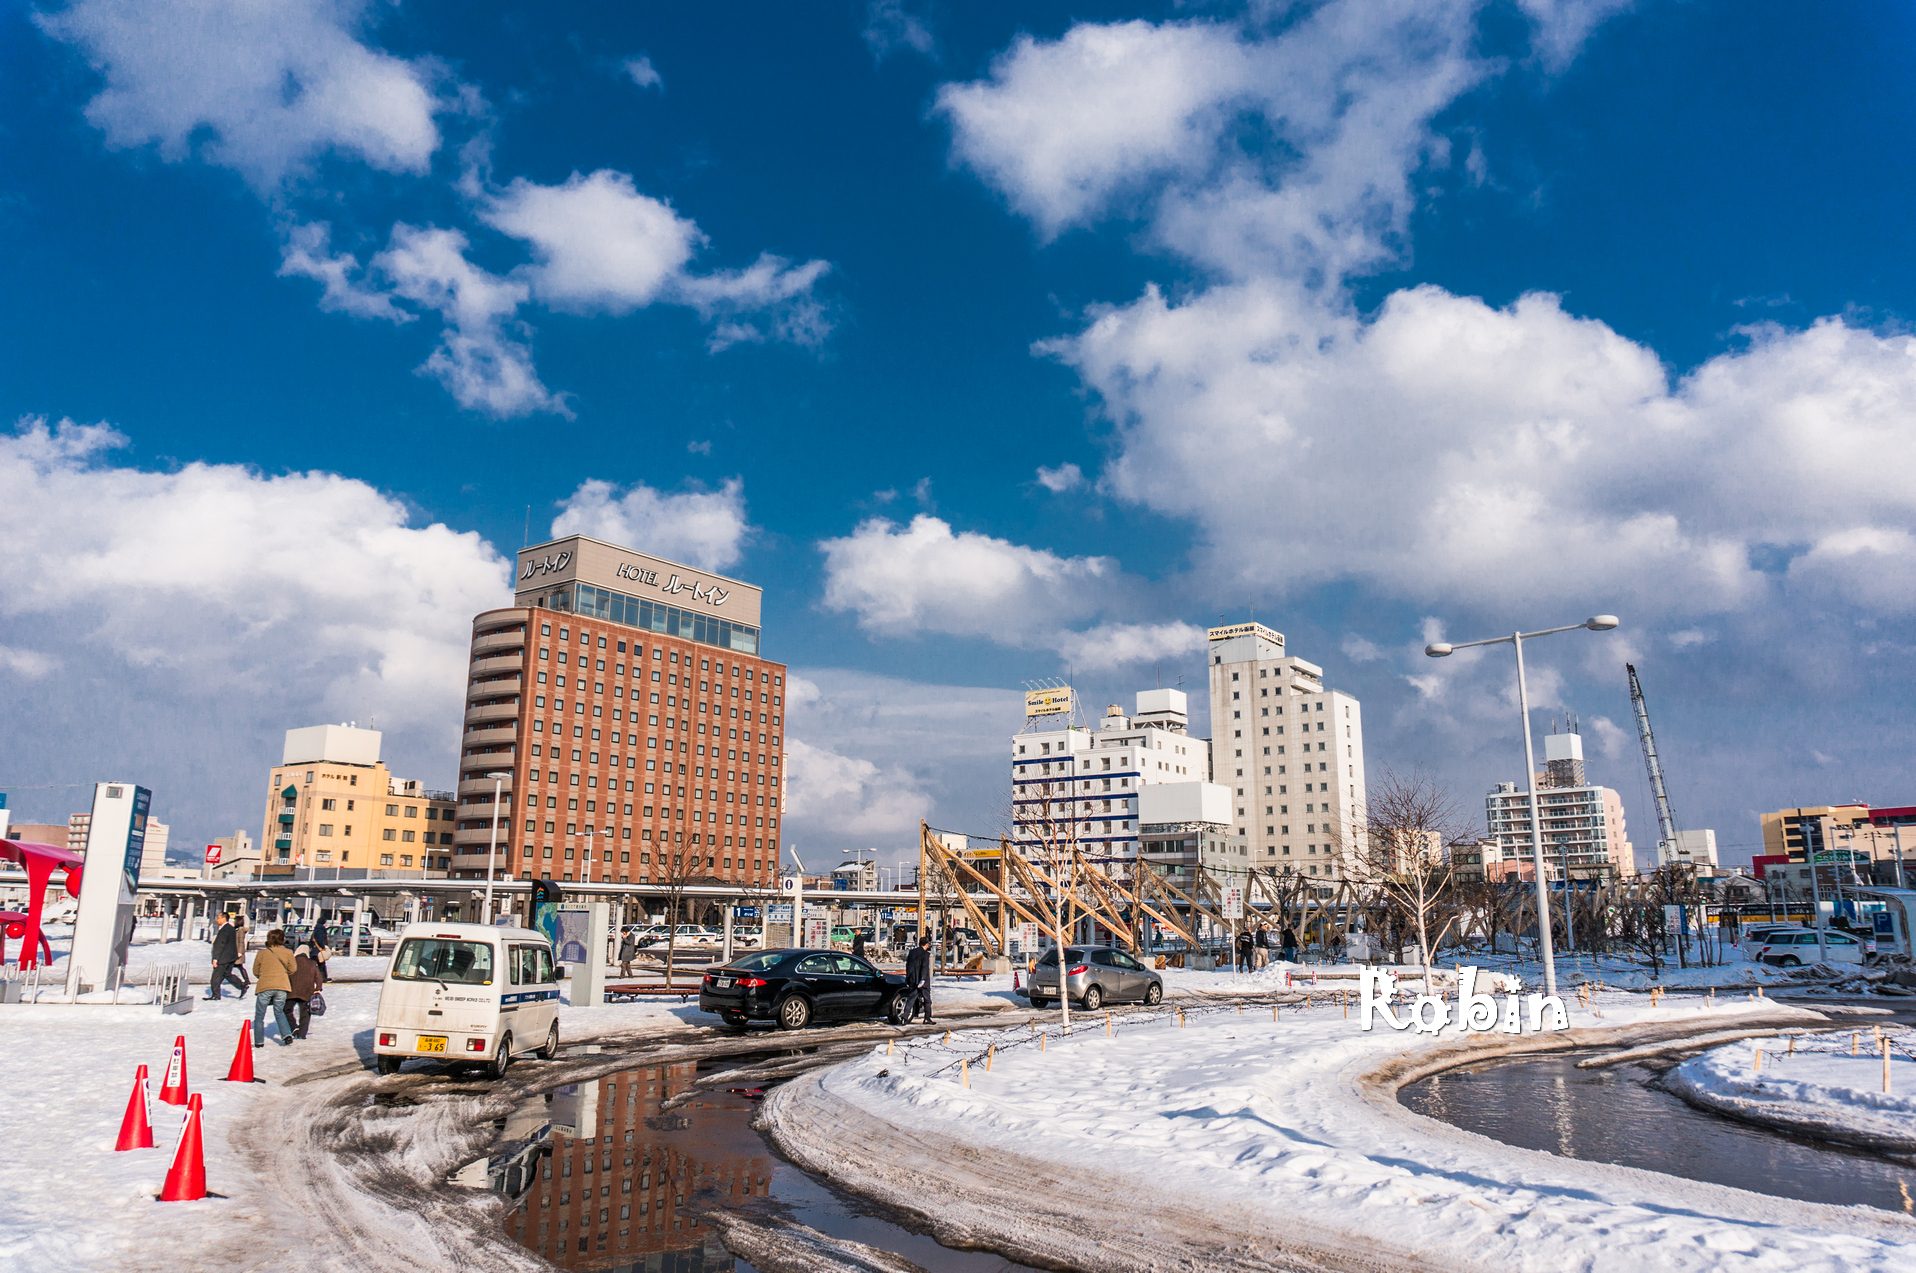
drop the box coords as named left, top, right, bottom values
left=646, top=924, right=720, bottom=948
left=1026, top=946, right=1163, bottom=1010
left=373, top=922, right=562, bottom=1077
left=1737, top=924, right=1810, bottom=954
left=1758, top=929, right=1866, bottom=966
left=698, top=948, right=910, bottom=1029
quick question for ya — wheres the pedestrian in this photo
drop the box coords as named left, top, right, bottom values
left=287, top=943, right=323, bottom=1040
left=231, top=912, right=252, bottom=989
left=618, top=927, right=639, bottom=978
left=251, top=929, right=299, bottom=1047
left=1253, top=923, right=1271, bottom=970
left=311, top=914, right=330, bottom=953
left=1234, top=928, right=1255, bottom=973
left=903, top=935, right=934, bottom=1023
left=851, top=930, right=867, bottom=960
left=206, top=912, right=245, bottom=1000
left=1280, top=925, right=1299, bottom=964
left=312, top=942, right=332, bottom=984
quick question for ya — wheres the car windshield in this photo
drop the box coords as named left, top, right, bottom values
left=727, top=950, right=787, bottom=972
left=392, top=938, right=494, bottom=985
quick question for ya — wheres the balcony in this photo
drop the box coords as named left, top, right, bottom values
left=277, top=813, right=295, bottom=825
left=462, top=724, right=519, bottom=747
left=471, top=618, right=530, bottom=655
left=467, top=675, right=523, bottom=700
left=470, top=652, right=524, bottom=676
left=453, top=825, right=514, bottom=847
left=464, top=701, right=521, bottom=726
left=460, top=751, right=517, bottom=776
left=457, top=777, right=515, bottom=799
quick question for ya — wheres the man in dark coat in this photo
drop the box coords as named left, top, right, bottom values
left=1279, top=926, right=1299, bottom=963
left=902, top=936, right=933, bottom=1023
left=311, top=915, right=330, bottom=953
left=206, top=913, right=244, bottom=1000
left=851, top=930, right=867, bottom=960
left=1234, top=928, right=1255, bottom=973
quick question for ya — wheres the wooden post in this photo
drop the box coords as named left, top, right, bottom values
left=986, top=1044, right=995, bottom=1071
left=918, top=822, right=929, bottom=963
left=1853, top=1032, right=1860, bottom=1056
left=886, top=1038, right=893, bottom=1055
left=1753, top=1046, right=1762, bottom=1074
left=962, top=1058, right=969, bottom=1088
left=1884, top=1038, right=1892, bottom=1095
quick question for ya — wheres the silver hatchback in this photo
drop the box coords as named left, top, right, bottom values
left=1027, top=946, right=1163, bottom=1010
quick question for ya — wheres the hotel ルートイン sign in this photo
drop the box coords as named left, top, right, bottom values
left=520, top=549, right=736, bottom=609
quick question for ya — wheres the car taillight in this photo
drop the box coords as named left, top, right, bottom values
left=737, top=977, right=768, bottom=988
left=378, top=1032, right=396, bottom=1047
left=1067, top=965, right=1088, bottom=976
left=467, top=1038, right=488, bottom=1052
left=703, top=973, right=716, bottom=983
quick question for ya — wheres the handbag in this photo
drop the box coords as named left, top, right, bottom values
left=309, top=990, right=328, bottom=1016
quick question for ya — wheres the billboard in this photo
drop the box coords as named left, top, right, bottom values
left=1024, top=687, right=1073, bottom=718
left=67, top=783, right=150, bottom=996
left=204, top=843, right=223, bottom=866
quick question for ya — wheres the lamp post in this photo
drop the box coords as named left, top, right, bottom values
left=481, top=771, right=510, bottom=926
left=1426, top=615, right=1620, bottom=997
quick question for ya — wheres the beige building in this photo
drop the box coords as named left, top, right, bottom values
left=1207, top=622, right=1368, bottom=885
left=261, top=725, right=455, bottom=877
left=454, top=534, right=788, bottom=888
left=1759, top=805, right=1870, bottom=861
left=205, top=830, right=259, bottom=881
left=1486, top=779, right=1634, bottom=881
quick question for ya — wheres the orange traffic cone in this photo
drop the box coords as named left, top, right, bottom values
left=158, top=1035, right=189, bottom=1106
left=222, top=1020, right=256, bottom=1083
left=114, top=1064, right=155, bottom=1151
left=158, top=1094, right=206, bottom=1202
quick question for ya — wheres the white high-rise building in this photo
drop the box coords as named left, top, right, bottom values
left=1010, top=689, right=1210, bottom=870
left=1486, top=732, right=1635, bottom=881
left=1206, top=623, right=1367, bottom=884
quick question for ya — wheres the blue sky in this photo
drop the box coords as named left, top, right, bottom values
left=3, top=0, right=1914, bottom=869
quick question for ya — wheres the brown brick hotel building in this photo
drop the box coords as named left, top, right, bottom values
left=454, top=534, right=786, bottom=887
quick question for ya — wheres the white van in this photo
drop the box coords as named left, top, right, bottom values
left=373, top=922, right=562, bottom=1077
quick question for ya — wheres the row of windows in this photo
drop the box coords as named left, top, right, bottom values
left=311, top=824, right=455, bottom=843
left=555, top=584, right=761, bottom=654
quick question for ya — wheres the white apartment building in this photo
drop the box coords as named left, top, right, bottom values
left=1137, top=780, right=1244, bottom=886
left=1486, top=735, right=1635, bottom=881
left=1207, top=623, right=1367, bottom=882
left=1010, top=689, right=1210, bottom=868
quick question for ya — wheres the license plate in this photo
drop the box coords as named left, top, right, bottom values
left=416, top=1035, right=448, bottom=1052
left=717, top=978, right=733, bottom=989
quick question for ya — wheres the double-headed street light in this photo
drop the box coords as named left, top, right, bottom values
left=481, top=771, right=511, bottom=925
left=1426, top=615, right=1620, bottom=997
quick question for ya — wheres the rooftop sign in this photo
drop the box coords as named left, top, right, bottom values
left=514, top=535, right=763, bottom=628
left=1025, top=687, right=1073, bottom=718
left=1207, top=622, right=1284, bottom=645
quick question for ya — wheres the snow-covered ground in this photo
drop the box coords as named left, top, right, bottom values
left=1667, top=1035, right=1916, bottom=1152
left=772, top=992, right=1914, bottom=1271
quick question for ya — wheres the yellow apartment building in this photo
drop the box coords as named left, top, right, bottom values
left=261, top=725, right=456, bottom=878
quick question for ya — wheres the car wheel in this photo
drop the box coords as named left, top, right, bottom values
left=376, top=1055, right=401, bottom=1076
left=1081, top=984, right=1104, bottom=1011
left=777, top=995, right=813, bottom=1030
left=721, top=1011, right=749, bottom=1027
left=1029, top=997, right=1048, bottom=1009
left=489, top=1033, right=513, bottom=1081
left=1143, top=981, right=1163, bottom=1006
left=885, top=996, right=908, bottom=1026
left=1780, top=956, right=1801, bottom=968
left=537, top=1022, right=560, bottom=1060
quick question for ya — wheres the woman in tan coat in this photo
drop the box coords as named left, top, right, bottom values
left=252, top=929, right=299, bottom=1047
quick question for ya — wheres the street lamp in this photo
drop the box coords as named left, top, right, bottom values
left=1426, top=615, right=1620, bottom=997
left=481, top=771, right=511, bottom=926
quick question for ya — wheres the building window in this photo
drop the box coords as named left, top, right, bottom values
left=402, top=830, right=416, bottom=843
left=405, top=806, right=418, bottom=818
left=383, top=828, right=397, bottom=841
left=380, top=854, right=394, bottom=866
left=385, top=804, right=398, bottom=816
left=317, top=824, right=333, bottom=836
left=321, top=798, right=336, bottom=811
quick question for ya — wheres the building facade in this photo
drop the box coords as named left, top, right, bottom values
left=456, top=535, right=787, bottom=889
left=1485, top=758, right=1634, bottom=883
left=261, top=725, right=456, bottom=879
left=1206, top=622, right=1367, bottom=881
left=1010, top=689, right=1210, bottom=870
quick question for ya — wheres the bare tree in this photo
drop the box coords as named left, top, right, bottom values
left=655, top=843, right=721, bottom=990
left=1343, top=770, right=1475, bottom=969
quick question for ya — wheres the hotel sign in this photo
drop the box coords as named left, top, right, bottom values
left=1025, top=687, right=1073, bottom=718
left=1207, top=622, right=1283, bottom=645
left=514, top=535, right=762, bottom=627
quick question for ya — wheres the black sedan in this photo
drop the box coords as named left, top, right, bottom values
left=699, top=948, right=909, bottom=1029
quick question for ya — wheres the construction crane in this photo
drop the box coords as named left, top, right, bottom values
left=1626, top=664, right=1681, bottom=864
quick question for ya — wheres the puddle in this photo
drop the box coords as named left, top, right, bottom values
left=1400, top=1052, right=1916, bottom=1213
left=459, top=1052, right=1035, bottom=1272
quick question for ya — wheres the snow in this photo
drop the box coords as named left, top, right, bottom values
left=1668, top=1036, right=1916, bottom=1151
left=794, top=992, right=1912, bottom=1270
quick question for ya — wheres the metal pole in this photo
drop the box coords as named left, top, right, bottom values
left=1897, top=825, right=1907, bottom=891
left=1514, top=632, right=1559, bottom=997
left=1808, top=844, right=1828, bottom=963
left=483, top=775, right=503, bottom=925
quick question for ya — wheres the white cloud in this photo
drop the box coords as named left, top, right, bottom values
left=1342, top=634, right=1387, bottom=663
left=1669, top=628, right=1714, bottom=649
left=373, top=224, right=570, bottom=418
left=38, top=0, right=446, bottom=192
left=1588, top=714, right=1630, bottom=760
left=862, top=0, right=935, bottom=62
left=1035, top=462, right=1083, bottom=492
left=622, top=56, right=663, bottom=90
left=1053, top=622, right=1205, bottom=672
left=783, top=737, right=933, bottom=841
left=277, top=221, right=414, bottom=322
left=481, top=170, right=702, bottom=315
left=550, top=477, right=751, bottom=572
left=819, top=514, right=1113, bottom=641
left=0, top=417, right=509, bottom=836
left=1515, top=0, right=1634, bottom=73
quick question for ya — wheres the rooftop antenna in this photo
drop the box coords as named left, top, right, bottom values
left=524, top=505, right=531, bottom=548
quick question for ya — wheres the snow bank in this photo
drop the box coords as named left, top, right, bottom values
left=1667, top=1037, right=1916, bottom=1153
left=770, top=993, right=1909, bottom=1271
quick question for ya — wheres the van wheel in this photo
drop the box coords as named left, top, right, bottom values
left=1081, top=985, right=1103, bottom=1011
left=776, top=995, right=812, bottom=1030
left=537, top=1022, right=560, bottom=1060
left=376, top=1055, right=401, bottom=1076
left=1143, top=981, right=1163, bottom=1006
left=1780, top=956, right=1801, bottom=968
left=489, top=1033, right=513, bottom=1080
